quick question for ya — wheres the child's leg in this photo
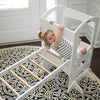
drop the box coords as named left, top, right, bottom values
left=78, top=38, right=81, bottom=45
left=78, top=38, right=87, bottom=55
left=75, top=37, right=87, bottom=57
left=80, top=47, right=87, bottom=55
left=77, top=47, right=87, bottom=57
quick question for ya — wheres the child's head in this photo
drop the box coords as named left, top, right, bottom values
left=38, top=30, right=55, bottom=49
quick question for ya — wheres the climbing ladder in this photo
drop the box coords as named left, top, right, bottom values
left=0, top=6, right=99, bottom=100
left=0, top=47, right=67, bottom=100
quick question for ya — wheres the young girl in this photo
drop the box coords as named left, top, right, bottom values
left=38, top=21, right=87, bottom=59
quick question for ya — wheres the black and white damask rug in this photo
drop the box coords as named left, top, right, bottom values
left=0, top=46, right=100, bottom=100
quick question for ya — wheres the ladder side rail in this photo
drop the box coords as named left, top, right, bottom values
left=68, top=17, right=99, bottom=91
left=71, top=17, right=99, bottom=68
left=69, top=19, right=90, bottom=84
left=69, top=57, right=93, bottom=83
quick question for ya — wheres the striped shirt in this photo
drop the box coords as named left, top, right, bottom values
left=51, top=37, right=72, bottom=59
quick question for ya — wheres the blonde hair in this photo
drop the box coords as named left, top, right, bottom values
left=38, top=30, right=53, bottom=49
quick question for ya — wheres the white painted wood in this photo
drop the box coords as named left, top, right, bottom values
left=41, top=5, right=99, bottom=94
left=66, top=0, right=100, bottom=48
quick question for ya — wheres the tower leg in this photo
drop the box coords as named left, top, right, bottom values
left=67, top=81, right=83, bottom=94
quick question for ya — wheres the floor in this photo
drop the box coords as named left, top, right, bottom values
left=0, top=40, right=100, bottom=79
left=0, top=44, right=99, bottom=100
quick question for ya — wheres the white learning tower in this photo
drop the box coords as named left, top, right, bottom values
left=0, top=6, right=99, bottom=100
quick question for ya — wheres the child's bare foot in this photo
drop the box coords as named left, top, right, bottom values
left=58, top=25, right=64, bottom=31
left=49, top=20, right=55, bottom=24
left=80, top=47, right=87, bottom=55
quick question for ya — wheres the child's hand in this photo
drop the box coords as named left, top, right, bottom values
left=49, top=20, right=55, bottom=24
left=58, top=25, right=64, bottom=31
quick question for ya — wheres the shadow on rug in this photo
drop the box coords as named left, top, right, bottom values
left=0, top=46, right=100, bottom=100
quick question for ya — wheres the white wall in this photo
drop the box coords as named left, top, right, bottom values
left=0, top=0, right=40, bottom=45
left=1, top=0, right=100, bottom=48
left=87, top=0, right=100, bottom=48
left=66, top=0, right=89, bottom=13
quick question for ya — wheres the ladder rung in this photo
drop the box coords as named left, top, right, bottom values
left=28, top=58, right=51, bottom=74
left=63, top=59, right=67, bottom=62
left=46, top=50, right=67, bottom=62
left=36, top=53, right=58, bottom=68
left=0, top=77, right=20, bottom=97
left=46, top=50, right=62, bottom=60
left=8, top=69, right=31, bottom=88
left=19, top=64, right=41, bottom=81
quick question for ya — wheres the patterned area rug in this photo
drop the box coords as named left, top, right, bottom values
left=0, top=46, right=100, bottom=100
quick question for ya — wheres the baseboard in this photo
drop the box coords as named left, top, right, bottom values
left=94, top=41, right=100, bottom=48
left=0, top=39, right=40, bottom=46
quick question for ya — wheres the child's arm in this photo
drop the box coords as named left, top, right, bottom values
left=54, top=25, right=64, bottom=48
left=49, top=21, right=64, bottom=48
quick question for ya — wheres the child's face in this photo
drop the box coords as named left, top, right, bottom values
left=46, top=31, right=56, bottom=45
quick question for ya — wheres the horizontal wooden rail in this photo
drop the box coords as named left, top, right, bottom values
left=19, top=64, right=41, bottom=81
left=46, top=50, right=67, bottom=62
left=8, top=69, right=31, bottom=88
left=28, top=58, right=51, bottom=74
left=46, top=50, right=62, bottom=60
left=36, top=53, right=58, bottom=68
left=0, top=77, right=20, bottom=97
